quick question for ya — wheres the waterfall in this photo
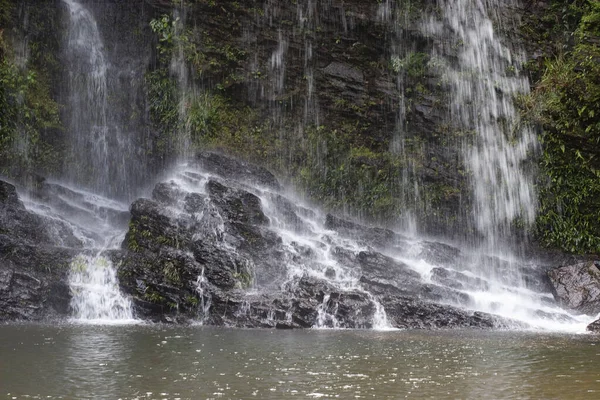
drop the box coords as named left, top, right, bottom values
left=381, top=1, right=420, bottom=235
left=423, top=0, right=537, bottom=248
left=19, top=180, right=137, bottom=323
left=3, top=0, right=584, bottom=330
left=62, top=0, right=149, bottom=200
left=69, top=255, right=135, bottom=323
left=195, top=268, right=212, bottom=325
left=38, top=0, right=142, bottom=322
left=63, top=0, right=110, bottom=194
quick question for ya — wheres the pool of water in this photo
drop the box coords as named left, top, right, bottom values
left=1, top=325, right=599, bottom=399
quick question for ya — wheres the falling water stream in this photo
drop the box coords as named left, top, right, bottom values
left=423, top=0, right=537, bottom=246
left=63, top=0, right=110, bottom=193
left=52, top=0, right=137, bottom=323
left=412, top=0, right=570, bottom=329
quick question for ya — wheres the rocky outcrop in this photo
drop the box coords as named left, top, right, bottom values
left=548, top=261, right=600, bottom=315
left=587, top=318, right=600, bottom=333
left=0, top=181, right=75, bottom=321
left=114, top=152, right=532, bottom=329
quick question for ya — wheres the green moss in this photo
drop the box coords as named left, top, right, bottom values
left=391, top=52, right=429, bottom=79
left=163, top=261, right=181, bottom=285
left=185, top=295, right=199, bottom=307
left=143, top=288, right=166, bottom=304
left=233, top=269, right=253, bottom=289
left=294, top=125, right=406, bottom=224
left=126, top=222, right=141, bottom=252
left=144, top=0, right=455, bottom=229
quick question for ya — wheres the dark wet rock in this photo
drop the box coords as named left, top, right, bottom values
left=118, top=174, right=286, bottom=321
left=0, top=234, right=75, bottom=321
left=353, top=250, right=422, bottom=296
left=184, top=193, right=207, bottom=214
left=152, top=181, right=186, bottom=205
left=116, top=198, right=203, bottom=321
left=521, top=267, right=554, bottom=294
left=0, top=181, right=84, bottom=248
left=207, top=180, right=269, bottom=227
left=194, top=151, right=281, bottom=190
left=381, top=295, right=505, bottom=329
left=264, top=192, right=313, bottom=233
left=269, top=276, right=376, bottom=329
left=332, top=247, right=471, bottom=306
left=0, top=180, right=84, bottom=322
left=587, top=318, right=600, bottom=333
left=418, top=241, right=461, bottom=267
left=548, top=261, right=600, bottom=315
left=431, top=267, right=490, bottom=291
left=325, top=214, right=408, bottom=251
left=322, top=62, right=364, bottom=83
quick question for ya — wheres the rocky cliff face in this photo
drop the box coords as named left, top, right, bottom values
left=135, top=0, right=459, bottom=236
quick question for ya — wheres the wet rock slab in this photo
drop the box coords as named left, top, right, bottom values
left=0, top=181, right=76, bottom=321
left=547, top=261, right=600, bottom=315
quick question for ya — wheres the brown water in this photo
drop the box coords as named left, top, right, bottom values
left=1, top=324, right=599, bottom=399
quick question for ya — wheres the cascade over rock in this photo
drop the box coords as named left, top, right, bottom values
left=113, top=152, right=543, bottom=328
left=0, top=151, right=593, bottom=331
left=0, top=176, right=135, bottom=323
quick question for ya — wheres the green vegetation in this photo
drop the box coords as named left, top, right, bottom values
left=0, top=0, right=63, bottom=179
left=143, top=287, right=166, bottom=304
left=297, top=125, right=405, bottom=222
left=523, top=1, right=600, bottom=253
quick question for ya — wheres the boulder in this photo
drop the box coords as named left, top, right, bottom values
left=117, top=178, right=285, bottom=322
left=547, top=261, right=600, bottom=315
left=587, top=318, right=600, bottom=333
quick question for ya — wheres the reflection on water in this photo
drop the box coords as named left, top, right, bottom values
left=1, top=325, right=599, bottom=399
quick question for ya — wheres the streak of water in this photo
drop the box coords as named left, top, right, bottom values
left=423, top=0, right=537, bottom=247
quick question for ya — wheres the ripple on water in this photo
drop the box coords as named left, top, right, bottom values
left=1, top=326, right=600, bottom=399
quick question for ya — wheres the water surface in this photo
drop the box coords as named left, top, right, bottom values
left=1, top=325, right=599, bottom=399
